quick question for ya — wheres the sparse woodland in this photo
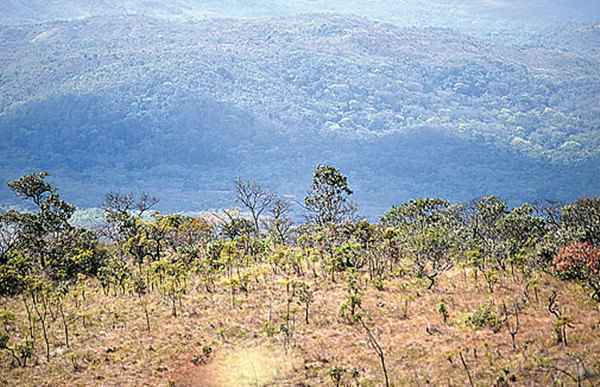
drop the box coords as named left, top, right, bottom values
left=1, top=167, right=599, bottom=386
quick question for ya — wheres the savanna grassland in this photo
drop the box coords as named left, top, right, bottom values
left=3, top=265, right=599, bottom=386
left=1, top=167, right=600, bottom=386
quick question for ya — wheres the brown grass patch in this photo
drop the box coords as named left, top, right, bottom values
left=1, top=268, right=599, bottom=386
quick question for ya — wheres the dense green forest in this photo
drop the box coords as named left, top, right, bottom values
left=1, top=168, right=599, bottom=385
left=1, top=14, right=600, bottom=215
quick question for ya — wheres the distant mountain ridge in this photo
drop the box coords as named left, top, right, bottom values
left=1, top=15, right=598, bottom=154
left=3, top=1, right=600, bottom=36
left=1, top=14, right=599, bottom=215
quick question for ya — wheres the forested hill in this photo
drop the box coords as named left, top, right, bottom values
left=1, top=14, right=599, bottom=215
left=3, top=0, right=600, bottom=37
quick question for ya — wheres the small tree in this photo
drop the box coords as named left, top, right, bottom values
left=502, top=302, right=520, bottom=351
left=295, top=281, right=314, bottom=324
left=132, top=273, right=151, bottom=332
left=266, top=196, right=294, bottom=244
left=496, top=204, right=545, bottom=271
left=97, top=257, right=130, bottom=296
left=463, top=196, right=507, bottom=270
left=547, top=290, right=574, bottom=346
left=339, top=269, right=362, bottom=322
left=304, top=164, right=356, bottom=225
left=382, top=199, right=456, bottom=289
left=329, top=366, right=346, bottom=387
left=150, top=258, right=188, bottom=317
left=102, top=192, right=159, bottom=242
left=277, top=278, right=299, bottom=352
left=28, top=276, right=52, bottom=362
left=169, top=216, right=214, bottom=261
left=436, top=301, right=449, bottom=324
left=217, top=209, right=255, bottom=240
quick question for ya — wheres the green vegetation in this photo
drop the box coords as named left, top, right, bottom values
left=1, top=168, right=600, bottom=385
left=1, top=14, right=600, bottom=215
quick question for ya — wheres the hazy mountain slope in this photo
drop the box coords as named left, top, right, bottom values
left=1, top=15, right=599, bottom=214
left=539, top=23, right=600, bottom=59
left=1, top=15, right=598, bottom=155
left=2, top=1, right=600, bottom=39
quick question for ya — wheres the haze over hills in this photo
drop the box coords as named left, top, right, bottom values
left=3, top=1, right=600, bottom=33
left=3, top=2, right=600, bottom=52
left=0, top=3, right=599, bottom=216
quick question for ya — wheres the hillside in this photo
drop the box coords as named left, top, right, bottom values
left=3, top=1, right=600, bottom=36
left=3, top=267, right=599, bottom=386
left=1, top=15, right=599, bottom=214
left=1, top=170, right=600, bottom=385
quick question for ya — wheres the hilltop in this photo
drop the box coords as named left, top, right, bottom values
left=3, top=1, right=600, bottom=35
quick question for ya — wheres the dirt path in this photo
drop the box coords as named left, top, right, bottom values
left=171, top=345, right=299, bottom=386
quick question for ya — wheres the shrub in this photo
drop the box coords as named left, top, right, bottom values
left=329, top=366, right=346, bottom=387
left=463, top=302, right=501, bottom=331
left=554, top=242, right=600, bottom=301
left=436, top=301, right=449, bottom=324
left=0, top=309, right=33, bottom=367
left=339, top=269, right=362, bottom=322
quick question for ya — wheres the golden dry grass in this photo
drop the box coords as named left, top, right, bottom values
left=1, top=267, right=599, bottom=386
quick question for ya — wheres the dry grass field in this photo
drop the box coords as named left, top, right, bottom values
left=2, top=267, right=599, bottom=386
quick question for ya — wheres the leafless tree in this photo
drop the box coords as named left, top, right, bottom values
left=547, top=290, right=574, bottom=346
left=103, top=192, right=159, bottom=217
left=502, top=302, right=521, bottom=351
left=234, top=178, right=274, bottom=236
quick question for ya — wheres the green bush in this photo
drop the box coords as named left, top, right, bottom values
left=463, top=302, right=501, bottom=330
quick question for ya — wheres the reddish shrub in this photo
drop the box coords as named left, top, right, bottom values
left=554, top=242, right=600, bottom=301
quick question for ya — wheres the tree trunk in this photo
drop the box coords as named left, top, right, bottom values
left=23, top=295, right=35, bottom=344
left=32, top=292, right=50, bottom=362
left=57, top=300, right=69, bottom=348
